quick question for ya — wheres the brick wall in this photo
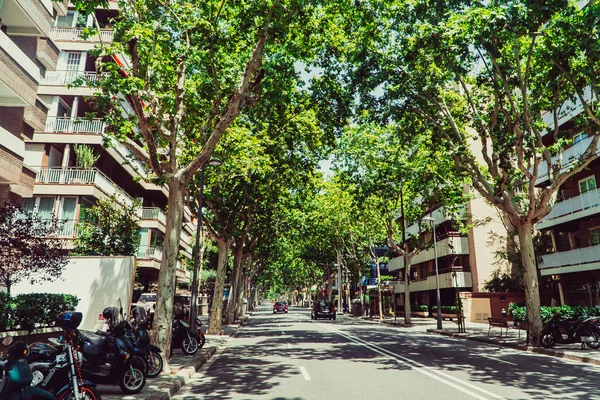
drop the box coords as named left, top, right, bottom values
left=0, top=48, right=37, bottom=106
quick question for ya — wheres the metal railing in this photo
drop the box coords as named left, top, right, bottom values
left=540, top=245, right=600, bottom=270
left=35, top=167, right=134, bottom=206
left=49, top=27, right=114, bottom=42
left=141, top=208, right=166, bottom=225
left=538, top=188, right=600, bottom=228
left=44, top=117, right=106, bottom=134
left=137, top=246, right=162, bottom=260
left=536, top=135, right=598, bottom=183
left=40, top=70, right=100, bottom=86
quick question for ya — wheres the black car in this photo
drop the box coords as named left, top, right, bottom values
left=311, top=300, right=336, bottom=320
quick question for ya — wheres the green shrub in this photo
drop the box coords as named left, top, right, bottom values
left=441, top=306, right=458, bottom=314
left=417, top=305, right=429, bottom=312
left=11, top=293, right=79, bottom=330
left=0, top=292, right=14, bottom=331
left=508, top=302, right=600, bottom=323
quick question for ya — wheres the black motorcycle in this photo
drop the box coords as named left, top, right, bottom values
left=172, top=309, right=201, bottom=355
left=62, top=309, right=147, bottom=394
left=125, top=307, right=163, bottom=378
left=540, top=313, right=600, bottom=349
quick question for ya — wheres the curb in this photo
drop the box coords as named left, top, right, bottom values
left=426, top=329, right=600, bottom=366
left=143, top=346, right=217, bottom=400
left=142, top=317, right=249, bottom=400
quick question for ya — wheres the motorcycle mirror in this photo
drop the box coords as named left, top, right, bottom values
left=1, top=336, right=13, bottom=346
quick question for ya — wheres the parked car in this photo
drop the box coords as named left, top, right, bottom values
left=273, top=302, right=288, bottom=313
left=131, top=293, right=157, bottom=319
left=311, top=300, right=336, bottom=320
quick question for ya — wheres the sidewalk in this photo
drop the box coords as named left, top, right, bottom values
left=348, top=315, right=600, bottom=366
left=101, top=315, right=246, bottom=400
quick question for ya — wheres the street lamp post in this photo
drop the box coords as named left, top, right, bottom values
left=423, top=216, right=442, bottom=330
left=190, top=158, right=222, bottom=331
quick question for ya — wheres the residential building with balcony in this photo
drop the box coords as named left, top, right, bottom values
left=0, top=0, right=65, bottom=203
left=387, top=197, right=512, bottom=321
left=14, top=4, right=193, bottom=289
left=534, top=87, right=600, bottom=307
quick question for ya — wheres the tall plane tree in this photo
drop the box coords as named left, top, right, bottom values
left=333, top=0, right=600, bottom=343
left=71, top=0, right=322, bottom=365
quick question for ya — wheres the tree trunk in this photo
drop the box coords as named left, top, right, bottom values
left=225, top=245, right=243, bottom=324
left=403, top=254, right=412, bottom=324
left=207, top=238, right=229, bottom=334
left=153, top=178, right=185, bottom=372
left=376, top=257, right=383, bottom=320
left=234, top=270, right=245, bottom=319
left=517, top=222, right=543, bottom=346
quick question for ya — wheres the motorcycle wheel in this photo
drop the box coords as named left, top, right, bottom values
left=587, top=333, right=600, bottom=349
left=146, top=352, right=164, bottom=378
left=540, top=333, right=555, bottom=348
left=198, top=334, right=206, bottom=349
left=119, top=363, right=146, bottom=394
left=181, top=335, right=199, bottom=355
left=57, top=385, right=101, bottom=400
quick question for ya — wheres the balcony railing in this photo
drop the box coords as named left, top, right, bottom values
left=141, top=207, right=166, bottom=225
left=40, top=70, right=100, bottom=86
left=137, top=246, right=162, bottom=261
left=35, top=167, right=134, bottom=206
left=536, top=135, right=597, bottom=183
left=540, top=245, right=600, bottom=270
left=49, top=27, right=114, bottom=43
left=537, top=188, right=600, bottom=229
left=44, top=116, right=106, bottom=134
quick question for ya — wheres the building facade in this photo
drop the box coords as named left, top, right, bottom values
left=0, top=0, right=192, bottom=288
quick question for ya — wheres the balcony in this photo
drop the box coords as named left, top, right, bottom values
left=388, top=235, right=470, bottom=271
left=40, top=70, right=100, bottom=86
left=137, top=245, right=162, bottom=261
left=36, top=37, right=59, bottom=71
left=0, top=31, right=38, bottom=107
left=537, top=188, right=600, bottom=230
left=141, top=208, right=167, bottom=225
left=541, top=86, right=595, bottom=136
left=44, top=117, right=106, bottom=134
left=0, top=0, right=53, bottom=37
left=410, top=270, right=472, bottom=292
left=34, top=167, right=134, bottom=206
left=536, top=135, right=598, bottom=185
left=24, top=106, right=47, bottom=131
left=539, top=245, right=600, bottom=276
left=49, top=27, right=115, bottom=43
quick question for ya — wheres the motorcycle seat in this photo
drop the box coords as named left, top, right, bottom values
left=80, top=330, right=107, bottom=348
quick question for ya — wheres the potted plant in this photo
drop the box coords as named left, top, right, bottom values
left=72, top=144, right=99, bottom=183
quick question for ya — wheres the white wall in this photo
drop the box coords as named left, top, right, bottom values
left=23, top=143, right=45, bottom=171
left=12, top=256, right=135, bottom=331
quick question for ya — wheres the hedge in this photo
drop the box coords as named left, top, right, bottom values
left=0, top=293, right=79, bottom=332
left=508, top=302, right=600, bottom=323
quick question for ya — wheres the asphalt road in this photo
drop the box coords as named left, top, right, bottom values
left=172, top=304, right=600, bottom=400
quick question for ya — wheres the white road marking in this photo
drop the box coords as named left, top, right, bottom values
left=316, top=322, right=504, bottom=400
left=281, top=331, right=285, bottom=335
left=287, top=343, right=292, bottom=349
left=299, top=366, right=311, bottom=381
left=479, top=354, right=517, bottom=366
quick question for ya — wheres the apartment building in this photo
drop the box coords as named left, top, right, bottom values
left=0, top=0, right=68, bottom=204
left=387, top=198, right=511, bottom=317
left=0, top=1, right=192, bottom=288
left=535, top=88, right=600, bottom=307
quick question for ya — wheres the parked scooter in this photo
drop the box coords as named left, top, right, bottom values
left=126, top=307, right=163, bottom=378
left=63, top=309, right=147, bottom=394
left=540, top=313, right=600, bottom=349
left=0, top=337, right=54, bottom=400
left=171, top=307, right=201, bottom=355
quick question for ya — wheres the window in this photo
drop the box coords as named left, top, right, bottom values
left=579, top=176, right=597, bottom=194
left=574, top=132, right=589, bottom=144
left=591, top=229, right=600, bottom=247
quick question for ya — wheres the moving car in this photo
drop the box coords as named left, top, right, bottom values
left=311, top=300, right=336, bottom=320
left=273, top=302, right=288, bottom=313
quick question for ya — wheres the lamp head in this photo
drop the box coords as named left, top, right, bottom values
left=208, top=158, right=223, bottom=167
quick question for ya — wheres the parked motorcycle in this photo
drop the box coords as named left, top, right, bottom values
left=194, top=318, right=206, bottom=351
left=540, top=313, right=600, bottom=349
left=61, top=309, right=146, bottom=394
left=171, top=307, right=201, bottom=355
left=27, top=338, right=100, bottom=400
left=126, top=307, right=163, bottom=378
